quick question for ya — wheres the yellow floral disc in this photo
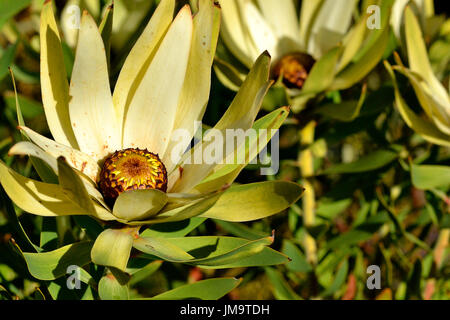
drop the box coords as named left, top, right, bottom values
left=272, top=52, right=315, bottom=89
left=98, top=148, right=168, bottom=204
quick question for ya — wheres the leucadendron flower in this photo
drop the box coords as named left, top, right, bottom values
left=214, top=0, right=392, bottom=112
left=385, top=6, right=450, bottom=147
left=0, top=0, right=303, bottom=274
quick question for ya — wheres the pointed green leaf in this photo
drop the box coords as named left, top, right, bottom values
left=185, top=234, right=275, bottom=267
left=321, top=259, right=349, bottom=297
left=291, top=46, right=342, bottom=112
left=265, top=267, right=302, bottom=300
left=144, top=278, right=241, bottom=300
left=0, top=42, right=18, bottom=81
left=141, top=217, right=207, bottom=238
left=133, top=237, right=195, bottom=262
left=0, top=160, right=113, bottom=220
left=331, top=26, right=389, bottom=90
left=57, top=157, right=95, bottom=214
left=0, top=184, right=40, bottom=253
left=139, top=236, right=289, bottom=269
left=213, top=220, right=268, bottom=240
left=316, top=84, right=367, bottom=121
left=10, top=68, right=58, bottom=184
left=322, top=149, right=399, bottom=174
left=129, top=260, right=163, bottom=286
left=411, top=164, right=450, bottom=190
left=302, top=46, right=342, bottom=94
left=213, top=57, right=245, bottom=91
left=282, top=240, right=312, bottom=273
left=22, top=241, right=93, bottom=280
left=199, top=181, right=304, bottom=222
left=338, top=13, right=368, bottom=72
left=4, top=92, right=44, bottom=119
left=125, top=193, right=220, bottom=226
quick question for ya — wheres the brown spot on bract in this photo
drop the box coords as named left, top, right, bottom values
left=81, top=161, right=87, bottom=173
left=178, top=166, right=184, bottom=178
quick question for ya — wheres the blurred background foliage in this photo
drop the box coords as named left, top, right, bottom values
left=0, top=0, right=449, bottom=300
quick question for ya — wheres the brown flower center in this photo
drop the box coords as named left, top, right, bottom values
left=272, top=52, right=316, bottom=89
left=98, top=148, right=167, bottom=205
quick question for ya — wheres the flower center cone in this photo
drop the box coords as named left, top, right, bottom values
left=98, top=148, right=168, bottom=205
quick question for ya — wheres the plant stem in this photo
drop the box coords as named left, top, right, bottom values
left=298, top=120, right=317, bottom=265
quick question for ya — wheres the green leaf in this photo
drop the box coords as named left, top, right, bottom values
left=22, top=241, right=93, bottom=280
left=265, top=267, right=301, bottom=300
left=316, top=84, right=367, bottom=122
left=134, top=234, right=275, bottom=268
left=91, top=229, right=133, bottom=272
left=141, top=217, right=207, bottom=238
left=57, top=157, right=95, bottom=214
left=4, top=92, right=44, bottom=119
left=200, top=181, right=304, bottom=222
left=331, top=23, right=390, bottom=90
left=72, top=215, right=104, bottom=240
left=98, top=272, right=129, bottom=300
left=213, top=220, right=268, bottom=240
left=322, top=149, right=399, bottom=175
left=144, top=278, right=241, bottom=300
left=321, top=259, right=349, bottom=297
left=0, top=42, right=18, bottom=81
left=0, top=0, right=31, bottom=29
left=10, top=68, right=58, bottom=184
left=411, top=164, right=450, bottom=190
left=113, top=189, right=168, bottom=221
left=133, top=236, right=195, bottom=262
left=186, top=234, right=275, bottom=267
left=337, top=12, right=368, bottom=72
left=138, top=236, right=289, bottom=269
left=282, top=240, right=312, bottom=273
left=129, top=260, right=163, bottom=286
left=125, top=193, right=220, bottom=226
left=302, top=46, right=342, bottom=94
left=213, top=57, right=245, bottom=91
left=291, top=46, right=342, bottom=112
left=39, top=218, right=58, bottom=250
left=0, top=184, right=40, bottom=253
